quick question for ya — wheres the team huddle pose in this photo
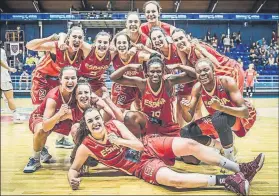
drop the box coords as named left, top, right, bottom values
left=22, top=1, right=265, bottom=195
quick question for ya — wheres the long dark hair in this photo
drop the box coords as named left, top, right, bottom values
left=76, top=107, right=101, bottom=146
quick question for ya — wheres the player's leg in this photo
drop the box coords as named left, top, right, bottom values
left=171, top=137, right=265, bottom=183
left=211, top=111, right=236, bottom=161
left=155, top=166, right=249, bottom=195
left=2, top=87, right=24, bottom=123
left=23, top=122, right=50, bottom=173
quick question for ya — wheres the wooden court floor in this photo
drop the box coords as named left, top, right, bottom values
left=1, top=98, right=278, bottom=195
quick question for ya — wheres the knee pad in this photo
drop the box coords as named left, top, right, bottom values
left=211, top=111, right=236, bottom=132
left=180, top=122, right=202, bottom=138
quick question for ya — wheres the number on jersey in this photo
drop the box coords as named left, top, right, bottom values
left=151, top=110, right=161, bottom=118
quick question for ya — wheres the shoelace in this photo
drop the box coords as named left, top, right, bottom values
left=27, top=158, right=38, bottom=166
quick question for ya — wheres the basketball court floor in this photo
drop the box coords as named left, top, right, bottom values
left=1, top=97, right=278, bottom=195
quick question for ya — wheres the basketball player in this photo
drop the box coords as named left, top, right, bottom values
left=149, top=27, right=198, bottom=127
left=23, top=66, right=78, bottom=173
left=171, top=28, right=245, bottom=92
left=0, top=46, right=25, bottom=123
left=110, top=55, right=196, bottom=137
left=77, top=31, right=112, bottom=97
left=111, top=12, right=151, bottom=51
left=180, top=58, right=257, bottom=162
left=171, top=28, right=245, bottom=125
left=68, top=106, right=264, bottom=195
left=111, top=33, right=157, bottom=111
left=26, top=26, right=85, bottom=148
left=245, top=64, right=258, bottom=98
left=141, top=1, right=175, bottom=37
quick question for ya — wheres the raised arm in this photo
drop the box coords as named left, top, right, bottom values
left=211, top=77, right=248, bottom=118
left=180, top=82, right=202, bottom=122
left=68, top=144, right=92, bottom=190
left=110, top=64, right=146, bottom=89
left=193, top=41, right=221, bottom=67
left=26, top=34, right=58, bottom=53
left=109, top=120, right=144, bottom=151
left=165, top=64, right=196, bottom=87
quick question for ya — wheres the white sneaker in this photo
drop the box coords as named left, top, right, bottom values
left=23, top=157, right=41, bottom=173
left=13, top=113, right=25, bottom=124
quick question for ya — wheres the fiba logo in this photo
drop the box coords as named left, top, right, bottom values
left=117, top=95, right=126, bottom=105
left=38, top=89, right=46, bottom=100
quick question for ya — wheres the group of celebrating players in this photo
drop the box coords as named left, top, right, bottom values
left=18, top=1, right=264, bottom=195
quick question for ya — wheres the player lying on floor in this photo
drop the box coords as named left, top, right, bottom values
left=68, top=106, right=264, bottom=195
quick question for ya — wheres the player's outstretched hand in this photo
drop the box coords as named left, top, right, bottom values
left=70, top=177, right=81, bottom=190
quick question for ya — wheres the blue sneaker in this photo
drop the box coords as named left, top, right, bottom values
left=55, top=137, right=74, bottom=149
left=23, top=157, right=41, bottom=173
left=41, top=147, right=52, bottom=163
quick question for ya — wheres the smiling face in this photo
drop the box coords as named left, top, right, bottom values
left=195, top=61, right=215, bottom=85
left=84, top=109, right=105, bottom=139
left=150, top=30, right=168, bottom=49
left=126, top=14, right=141, bottom=33
left=116, top=34, right=129, bottom=54
left=60, top=69, right=78, bottom=92
left=147, top=62, right=163, bottom=84
left=144, top=3, right=160, bottom=23
left=68, top=29, right=84, bottom=52
left=172, top=31, right=191, bottom=52
left=95, top=35, right=110, bottom=56
left=76, top=84, right=91, bottom=109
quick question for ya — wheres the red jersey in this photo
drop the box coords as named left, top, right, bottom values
left=132, top=33, right=149, bottom=46
left=79, top=47, right=111, bottom=79
left=142, top=80, right=177, bottom=126
left=245, top=69, right=257, bottom=81
left=112, top=52, right=144, bottom=78
left=32, top=86, right=75, bottom=117
left=200, top=76, right=256, bottom=136
left=141, top=21, right=172, bottom=36
left=34, top=52, right=59, bottom=76
left=55, top=42, right=84, bottom=69
left=82, top=121, right=140, bottom=175
left=162, top=44, right=182, bottom=65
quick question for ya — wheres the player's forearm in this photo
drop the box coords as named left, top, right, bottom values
left=103, top=97, right=124, bottom=121
left=177, top=64, right=196, bottom=78
left=110, top=65, right=131, bottom=81
left=117, top=138, right=144, bottom=151
left=181, top=109, right=194, bottom=123
left=199, top=48, right=220, bottom=67
left=102, top=106, right=116, bottom=119
left=219, top=105, right=249, bottom=119
left=42, top=113, right=63, bottom=132
left=26, top=37, right=51, bottom=50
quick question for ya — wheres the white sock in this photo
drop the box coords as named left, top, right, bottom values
left=33, top=150, right=41, bottom=160
left=207, top=175, right=216, bottom=186
left=224, top=146, right=235, bottom=161
left=219, top=156, right=240, bottom=173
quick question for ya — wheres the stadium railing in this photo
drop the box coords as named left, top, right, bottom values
left=10, top=75, right=278, bottom=93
